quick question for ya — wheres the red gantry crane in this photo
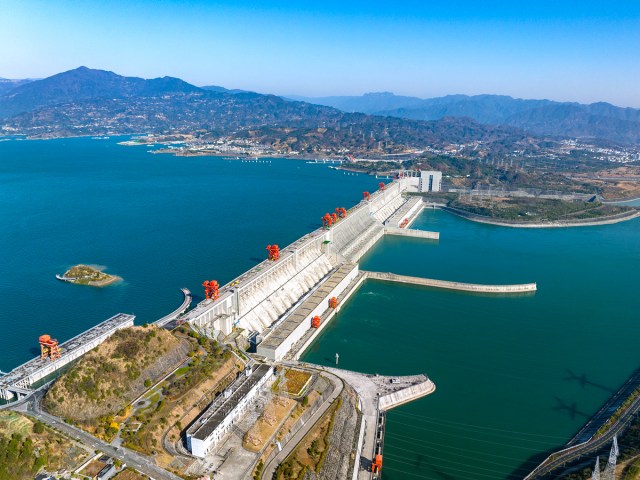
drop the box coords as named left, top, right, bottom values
left=322, top=213, right=334, bottom=229
left=363, top=191, right=371, bottom=201
left=379, top=182, right=386, bottom=191
left=39, top=334, right=60, bottom=361
left=203, top=280, right=220, bottom=300
left=266, top=244, right=280, bottom=261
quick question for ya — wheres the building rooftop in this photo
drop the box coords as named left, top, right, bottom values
left=259, top=263, right=356, bottom=351
left=188, top=364, right=272, bottom=441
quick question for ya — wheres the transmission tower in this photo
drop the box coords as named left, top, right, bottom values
left=602, top=436, right=619, bottom=480
left=591, top=456, right=600, bottom=480
left=276, top=367, right=289, bottom=406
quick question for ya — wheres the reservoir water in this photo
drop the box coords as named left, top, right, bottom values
left=0, top=137, right=379, bottom=369
left=2, top=137, right=639, bottom=479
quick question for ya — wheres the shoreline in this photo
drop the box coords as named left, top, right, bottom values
left=56, top=273, right=122, bottom=287
left=438, top=205, right=640, bottom=228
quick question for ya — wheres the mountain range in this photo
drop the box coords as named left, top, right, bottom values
left=0, top=77, right=35, bottom=96
left=289, top=92, right=640, bottom=145
left=0, top=67, right=637, bottom=149
left=0, top=67, right=534, bottom=157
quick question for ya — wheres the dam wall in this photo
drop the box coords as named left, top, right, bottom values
left=385, top=196, right=425, bottom=228
left=257, top=263, right=359, bottom=360
left=187, top=179, right=412, bottom=338
left=292, top=271, right=368, bottom=361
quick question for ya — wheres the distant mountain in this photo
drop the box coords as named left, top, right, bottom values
left=298, top=92, right=640, bottom=144
left=0, top=78, right=35, bottom=96
left=201, top=85, right=249, bottom=94
left=287, top=91, right=425, bottom=114
left=0, top=66, right=202, bottom=118
left=0, top=67, right=542, bottom=156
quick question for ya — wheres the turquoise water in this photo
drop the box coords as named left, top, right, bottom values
left=2, top=137, right=639, bottom=479
left=0, top=137, right=379, bottom=370
left=302, top=209, right=640, bottom=479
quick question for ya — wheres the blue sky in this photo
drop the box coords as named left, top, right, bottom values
left=1, top=0, right=639, bottom=106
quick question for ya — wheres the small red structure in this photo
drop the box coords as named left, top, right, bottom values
left=371, top=454, right=383, bottom=473
left=39, top=334, right=60, bottom=361
left=203, top=280, right=219, bottom=300
left=329, top=297, right=338, bottom=309
left=336, top=207, right=347, bottom=218
left=266, top=244, right=280, bottom=261
left=311, top=316, right=321, bottom=328
left=379, top=182, right=386, bottom=191
left=399, top=218, right=409, bottom=228
left=322, top=213, right=334, bottom=228
left=363, top=191, right=371, bottom=201
left=331, top=213, right=338, bottom=224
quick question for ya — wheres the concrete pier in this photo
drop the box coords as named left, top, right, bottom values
left=364, top=270, right=537, bottom=294
left=155, top=288, right=192, bottom=329
left=383, top=226, right=439, bottom=239
left=304, top=365, right=436, bottom=480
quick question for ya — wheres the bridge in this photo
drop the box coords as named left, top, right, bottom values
left=155, top=287, right=192, bottom=329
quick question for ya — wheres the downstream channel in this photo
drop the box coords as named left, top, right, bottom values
left=302, top=208, right=640, bottom=479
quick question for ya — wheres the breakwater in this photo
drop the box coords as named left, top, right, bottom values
left=383, top=226, right=440, bottom=239
left=364, top=270, right=537, bottom=294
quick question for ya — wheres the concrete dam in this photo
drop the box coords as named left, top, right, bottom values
left=185, top=178, right=536, bottom=361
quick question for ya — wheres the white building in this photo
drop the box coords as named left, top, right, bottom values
left=186, top=364, right=274, bottom=458
left=399, top=170, right=442, bottom=192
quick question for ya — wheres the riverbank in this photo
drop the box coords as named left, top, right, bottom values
left=439, top=205, right=640, bottom=228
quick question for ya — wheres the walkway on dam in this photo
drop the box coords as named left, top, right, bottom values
left=363, top=271, right=537, bottom=294
left=156, top=287, right=192, bottom=329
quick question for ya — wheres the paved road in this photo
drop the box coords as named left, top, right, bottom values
left=261, top=366, right=344, bottom=480
left=15, top=392, right=181, bottom=480
left=525, top=393, right=640, bottom=479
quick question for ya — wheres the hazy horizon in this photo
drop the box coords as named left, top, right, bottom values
left=1, top=0, right=639, bottom=107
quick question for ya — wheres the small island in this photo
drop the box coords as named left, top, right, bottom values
left=56, top=264, right=121, bottom=287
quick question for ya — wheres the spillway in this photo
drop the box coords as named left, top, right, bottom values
left=185, top=178, right=420, bottom=359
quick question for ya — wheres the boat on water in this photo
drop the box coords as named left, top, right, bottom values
left=55, top=274, right=75, bottom=283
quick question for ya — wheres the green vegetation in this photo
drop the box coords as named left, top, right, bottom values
left=274, top=397, right=342, bottom=480
left=596, top=387, right=640, bottom=438
left=448, top=196, right=631, bottom=223
left=0, top=411, right=88, bottom=480
left=119, top=331, right=232, bottom=455
left=43, top=326, right=187, bottom=429
left=60, top=264, right=121, bottom=286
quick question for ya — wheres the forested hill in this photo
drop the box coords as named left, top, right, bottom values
left=0, top=67, right=540, bottom=155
